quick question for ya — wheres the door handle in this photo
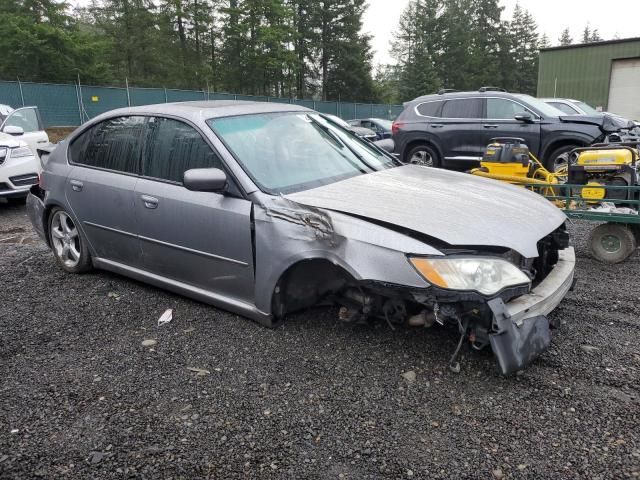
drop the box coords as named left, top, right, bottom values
left=430, top=124, right=445, bottom=128
left=483, top=124, right=499, bottom=129
left=70, top=179, right=83, bottom=192
left=37, top=140, right=48, bottom=144
left=141, top=195, right=159, bottom=209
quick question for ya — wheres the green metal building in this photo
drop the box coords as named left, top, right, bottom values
left=537, top=37, right=640, bottom=121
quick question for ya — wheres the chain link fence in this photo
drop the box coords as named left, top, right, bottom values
left=0, top=80, right=404, bottom=128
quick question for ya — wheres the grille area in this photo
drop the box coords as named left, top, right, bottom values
left=0, top=182, right=10, bottom=192
left=10, top=174, right=39, bottom=187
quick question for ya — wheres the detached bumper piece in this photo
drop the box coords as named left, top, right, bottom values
left=26, top=189, right=47, bottom=242
left=489, top=247, right=576, bottom=375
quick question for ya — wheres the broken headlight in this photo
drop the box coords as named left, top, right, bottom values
left=409, top=257, right=531, bottom=296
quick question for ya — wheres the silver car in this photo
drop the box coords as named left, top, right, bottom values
left=27, top=101, right=575, bottom=374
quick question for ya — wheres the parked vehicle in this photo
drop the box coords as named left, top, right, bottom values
left=0, top=105, right=49, bottom=156
left=0, top=136, right=40, bottom=203
left=324, top=114, right=377, bottom=141
left=348, top=118, right=393, bottom=140
left=27, top=101, right=575, bottom=374
left=393, top=88, right=635, bottom=172
left=542, top=97, right=640, bottom=135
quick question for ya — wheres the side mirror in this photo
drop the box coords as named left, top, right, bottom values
left=4, top=125, right=24, bottom=136
left=514, top=113, right=533, bottom=123
left=184, top=168, right=227, bottom=193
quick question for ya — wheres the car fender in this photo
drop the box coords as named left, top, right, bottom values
left=540, top=131, right=596, bottom=160
left=251, top=197, right=439, bottom=314
left=396, top=129, right=444, bottom=161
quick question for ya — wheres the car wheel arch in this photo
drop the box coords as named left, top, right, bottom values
left=402, top=138, right=443, bottom=163
left=541, top=138, right=588, bottom=163
left=270, top=257, right=358, bottom=319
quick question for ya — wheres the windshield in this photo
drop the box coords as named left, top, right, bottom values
left=208, top=112, right=397, bottom=194
left=514, top=94, right=566, bottom=118
left=573, top=101, right=600, bottom=116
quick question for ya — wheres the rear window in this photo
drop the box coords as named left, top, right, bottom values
left=441, top=98, right=482, bottom=119
left=416, top=101, right=443, bottom=117
left=69, top=116, right=145, bottom=174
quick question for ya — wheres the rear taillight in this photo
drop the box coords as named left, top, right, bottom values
left=392, top=121, right=404, bottom=136
left=37, top=173, right=43, bottom=189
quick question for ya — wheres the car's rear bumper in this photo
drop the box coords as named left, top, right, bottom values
left=490, top=247, right=576, bottom=374
left=26, top=189, right=47, bottom=242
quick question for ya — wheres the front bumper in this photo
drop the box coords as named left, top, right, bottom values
left=489, top=247, right=576, bottom=374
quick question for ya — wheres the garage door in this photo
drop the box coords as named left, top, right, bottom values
left=608, top=58, right=640, bottom=121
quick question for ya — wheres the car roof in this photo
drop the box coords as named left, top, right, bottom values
left=410, top=90, right=517, bottom=103
left=98, top=100, right=311, bottom=122
left=540, top=98, right=580, bottom=103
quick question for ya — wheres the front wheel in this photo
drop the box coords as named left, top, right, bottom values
left=589, top=223, right=637, bottom=264
left=545, top=145, right=579, bottom=174
left=48, top=208, right=93, bottom=273
left=405, top=144, right=441, bottom=168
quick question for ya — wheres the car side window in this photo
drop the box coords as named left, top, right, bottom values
left=69, top=116, right=145, bottom=174
left=416, top=101, right=443, bottom=117
left=486, top=98, right=532, bottom=120
left=4, top=107, right=41, bottom=133
left=441, top=98, right=482, bottom=119
left=549, top=102, right=578, bottom=115
left=143, top=117, right=222, bottom=184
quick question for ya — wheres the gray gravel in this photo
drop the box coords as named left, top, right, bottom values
left=1, top=201, right=639, bottom=479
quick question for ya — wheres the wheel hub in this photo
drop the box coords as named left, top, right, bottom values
left=601, top=234, right=621, bottom=253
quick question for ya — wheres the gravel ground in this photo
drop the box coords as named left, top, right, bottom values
left=1, top=201, right=639, bottom=479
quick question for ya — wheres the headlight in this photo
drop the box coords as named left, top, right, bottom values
left=409, top=257, right=530, bottom=296
left=10, top=146, right=33, bottom=158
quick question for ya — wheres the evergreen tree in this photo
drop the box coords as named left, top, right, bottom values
left=582, top=25, right=591, bottom=43
left=539, top=33, right=551, bottom=49
left=590, top=28, right=602, bottom=42
left=509, top=3, right=539, bottom=95
left=559, top=28, right=572, bottom=46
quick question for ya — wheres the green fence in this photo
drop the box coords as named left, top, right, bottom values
left=0, top=80, right=404, bottom=128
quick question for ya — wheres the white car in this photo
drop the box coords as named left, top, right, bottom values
left=0, top=104, right=50, bottom=156
left=0, top=136, right=41, bottom=204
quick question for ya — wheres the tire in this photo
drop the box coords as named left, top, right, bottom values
left=48, top=207, right=92, bottom=273
left=405, top=143, right=441, bottom=168
left=545, top=144, right=579, bottom=173
left=588, top=223, right=637, bottom=264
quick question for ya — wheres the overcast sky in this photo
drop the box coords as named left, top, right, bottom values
left=364, top=0, right=640, bottom=65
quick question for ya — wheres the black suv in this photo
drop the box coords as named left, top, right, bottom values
left=393, top=88, right=633, bottom=171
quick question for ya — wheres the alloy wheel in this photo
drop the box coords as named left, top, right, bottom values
left=50, top=211, right=81, bottom=268
left=409, top=150, right=433, bottom=167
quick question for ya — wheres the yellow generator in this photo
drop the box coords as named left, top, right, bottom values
left=568, top=144, right=639, bottom=203
left=470, top=137, right=564, bottom=192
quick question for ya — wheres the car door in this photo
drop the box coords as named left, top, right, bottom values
left=436, top=98, right=486, bottom=167
left=482, top=98, right=542, bottom=156
left=66, top=116, right=144, bottom=266
left=1, top=107, right=49, bottom=155
left=135, top=116, right=255, bottom=303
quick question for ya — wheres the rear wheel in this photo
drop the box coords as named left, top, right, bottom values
left=546, top=144, right=579, bottom=174
left=589, top=223, right=637, bottom=263
left=48, top=208, right=92, bottom=273
left=405, top=144, right=441, bottom=168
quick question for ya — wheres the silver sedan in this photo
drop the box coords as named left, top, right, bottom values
left=27, top=101, right=575, bottom=374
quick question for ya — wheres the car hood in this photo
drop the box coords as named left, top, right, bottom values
left=559, top=113, right=635, bottom=132
left=285, top=165, right=566, bottom=258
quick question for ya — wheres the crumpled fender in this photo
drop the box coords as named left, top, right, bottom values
left=252, top=196, right=441, bottom=313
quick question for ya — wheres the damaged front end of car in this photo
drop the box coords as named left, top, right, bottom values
left=254, top=192, right=575, bottom=376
